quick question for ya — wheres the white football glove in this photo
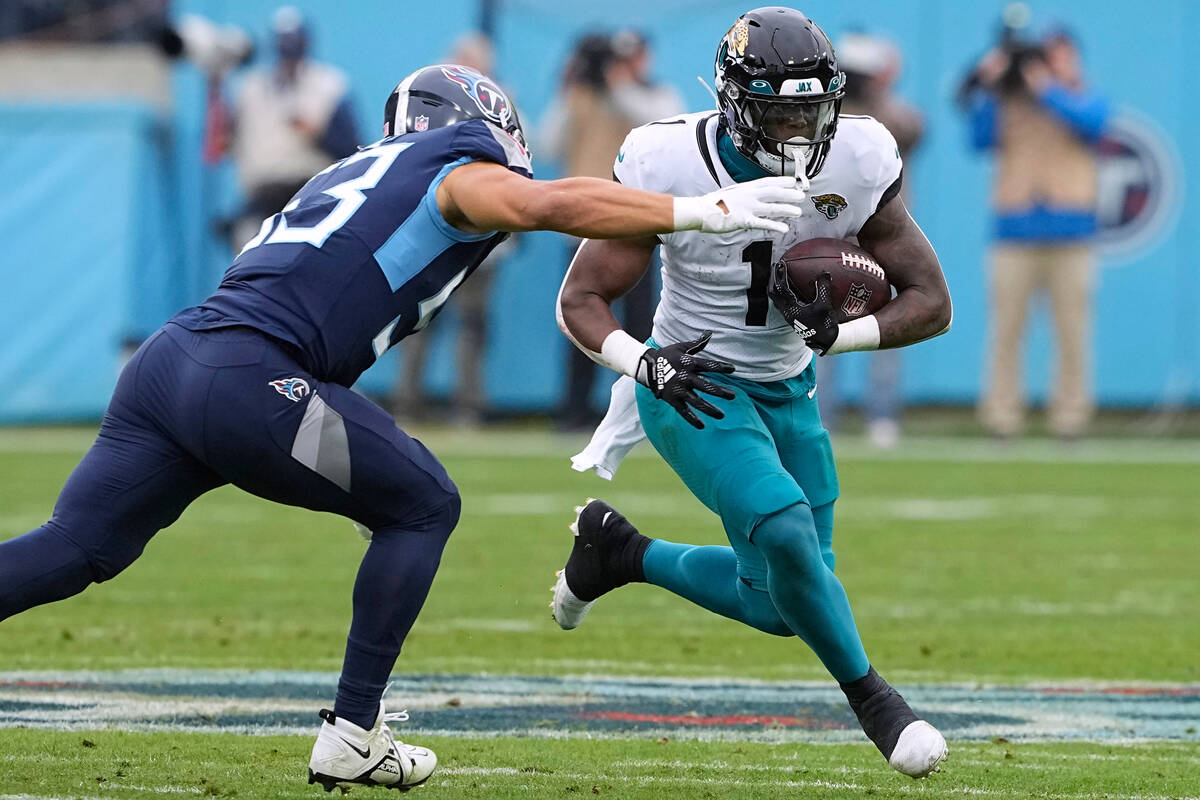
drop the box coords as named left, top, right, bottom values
left=673, top=176, right=807, bottom=235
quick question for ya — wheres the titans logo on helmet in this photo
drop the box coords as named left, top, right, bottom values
left=440, top=65, right=512, bottom=127
left=269, top=377, right=311, bottom=402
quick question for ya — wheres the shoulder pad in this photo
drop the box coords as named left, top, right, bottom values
left=834, top=115, right=902, bottom=190
left=615, top=112, right=714, bottom=192
left=453, top=119, right=533, bottom=177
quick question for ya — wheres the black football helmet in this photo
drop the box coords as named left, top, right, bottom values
left=383, top=64, right=529, bottom=155
left=714, top=7, right=845, bottom=178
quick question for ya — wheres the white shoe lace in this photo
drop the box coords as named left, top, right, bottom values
left=379, top=686, right=422, bottom=748
left=380, top=709, right=424, bottom=757
left=382, top=709, right=410, bottom=725
left=377, top=685, right=411, bottom=744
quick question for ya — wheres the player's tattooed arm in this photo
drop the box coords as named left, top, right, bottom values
left=856, top=195, right=953, bottom=349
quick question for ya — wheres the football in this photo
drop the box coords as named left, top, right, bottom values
left=777, top=238, right=891, bottom=322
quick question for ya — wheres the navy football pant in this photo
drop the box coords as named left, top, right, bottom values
left=0, top=324, right=461, bottom=729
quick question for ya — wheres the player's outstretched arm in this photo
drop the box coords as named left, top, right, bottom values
left=856, top=195, right=953, bottom=350
left=437, top=161, right=805, bottom=239
left=556, top=237, right=734, bottom=429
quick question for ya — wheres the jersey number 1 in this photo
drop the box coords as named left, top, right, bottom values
left=742, top=240, right=773, bottom=327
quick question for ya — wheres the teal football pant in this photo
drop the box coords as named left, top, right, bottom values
left=634, top=361, right=869, bottom=682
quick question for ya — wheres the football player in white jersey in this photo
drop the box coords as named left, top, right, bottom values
left=552, top=7, right=953, bottom=779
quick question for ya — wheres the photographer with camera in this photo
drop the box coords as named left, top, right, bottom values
left=960, top=9, right=1109, bottom=440
left=227, top=6, right=359, bottom=249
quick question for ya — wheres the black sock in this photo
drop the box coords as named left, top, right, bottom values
left=570, top=503, right=651, bottom=601
left=839, top=666, right=918, bottom=759
left=617, top=528, right=651, bottom=584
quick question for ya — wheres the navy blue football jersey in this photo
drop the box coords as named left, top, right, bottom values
left=172, top=119, right=532, bottom=387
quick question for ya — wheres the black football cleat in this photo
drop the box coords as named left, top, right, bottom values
left=550, top=499, right=651, bottom=630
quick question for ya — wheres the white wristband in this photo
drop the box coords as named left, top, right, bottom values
left=600, top=329, right=651, bottom=378
left=671, top=196, right=704, bottom=231
left=826, top=315, right=881, bottom=355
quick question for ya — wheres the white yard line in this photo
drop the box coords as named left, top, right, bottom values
left=3, top=427, right=1199, bottom=464
left=469, top=491, right=1128, bottom=521
left=433, top=768, right=1200, bottom=800
left=0, top=796, right=181, bottom=800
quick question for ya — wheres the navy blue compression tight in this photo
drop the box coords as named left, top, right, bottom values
left=0, top=324, right=461, bottom=731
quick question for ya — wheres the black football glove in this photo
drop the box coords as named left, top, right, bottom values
left=636, top=331, right=736, bottom=430
left=768, top=260, right=840, bottom=355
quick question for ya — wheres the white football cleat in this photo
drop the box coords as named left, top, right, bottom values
left=888, top=720, right=948, bottom=779
left=551, top=566, right=595, bottom=630
left=550, top=503, right=596, bottom=630
left=308, top=703, right=436, bottom=792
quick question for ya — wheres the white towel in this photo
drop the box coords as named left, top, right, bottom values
left=570, top=376, right=647, bottom=480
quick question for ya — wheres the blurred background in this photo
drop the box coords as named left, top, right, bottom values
left=0, top=0, right=1194, bottom=441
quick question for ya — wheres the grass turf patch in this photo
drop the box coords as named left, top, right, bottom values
left=1, top=429, right=1197, bottom=683
left=1, top=428, right=1197, bottom=798
left=1, top=729, right=1197, bottom=800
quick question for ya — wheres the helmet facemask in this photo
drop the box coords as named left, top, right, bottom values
left=721, top=82, right=842, bottom=178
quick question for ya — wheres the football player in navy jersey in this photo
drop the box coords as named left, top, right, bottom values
left=0, top=64, right=809, bottom=792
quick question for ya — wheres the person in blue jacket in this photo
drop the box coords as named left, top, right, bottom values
left=964, top=27, right=1109, bottom=439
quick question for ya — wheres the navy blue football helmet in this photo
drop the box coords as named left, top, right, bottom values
left=714, top=7, right=845, bottom=178
left=383, top=64, right=529, bottom=155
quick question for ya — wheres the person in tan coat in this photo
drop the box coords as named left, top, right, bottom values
left=540, top=31, right=683, bottom=429
left=964, top=28, right=1109, bottom=438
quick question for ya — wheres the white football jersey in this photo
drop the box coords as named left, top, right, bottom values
left=614, top=111, right=902, bottom=382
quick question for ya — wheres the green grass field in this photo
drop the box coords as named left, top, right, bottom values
left=1, top=426, right=1198, bottom=799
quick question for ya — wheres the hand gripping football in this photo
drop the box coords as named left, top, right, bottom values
left=777, top=238, right=891, bottom=322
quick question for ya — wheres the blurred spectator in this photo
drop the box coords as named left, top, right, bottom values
left=228, top=6, right=359, bottom=249
left=817, top=32, right=924, bottom=448
left=1, top=0, right=168, bottom=43
left=961, top=20, right=1109, bottom=439
left=605, top=30, right=685, bottom=131
left=391, top=31, right=510, bottom=427
left=540, top=30, right=684, bottom=430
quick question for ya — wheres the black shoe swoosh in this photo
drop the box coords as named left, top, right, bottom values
left=337, top=736, right=371, bottom=760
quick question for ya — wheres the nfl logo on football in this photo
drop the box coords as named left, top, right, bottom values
left=841, top=283, right=873, bottom=318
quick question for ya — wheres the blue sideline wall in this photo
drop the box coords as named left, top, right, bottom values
left=0, top=0, right=1194, bottom=422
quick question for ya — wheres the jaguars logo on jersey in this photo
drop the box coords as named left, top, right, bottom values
left=811, top=193, right=848, bottom=220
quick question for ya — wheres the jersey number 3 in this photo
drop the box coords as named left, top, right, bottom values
left=742, top=240, right=773, bottom=327
left=240, top=142, right=413, bottom=253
